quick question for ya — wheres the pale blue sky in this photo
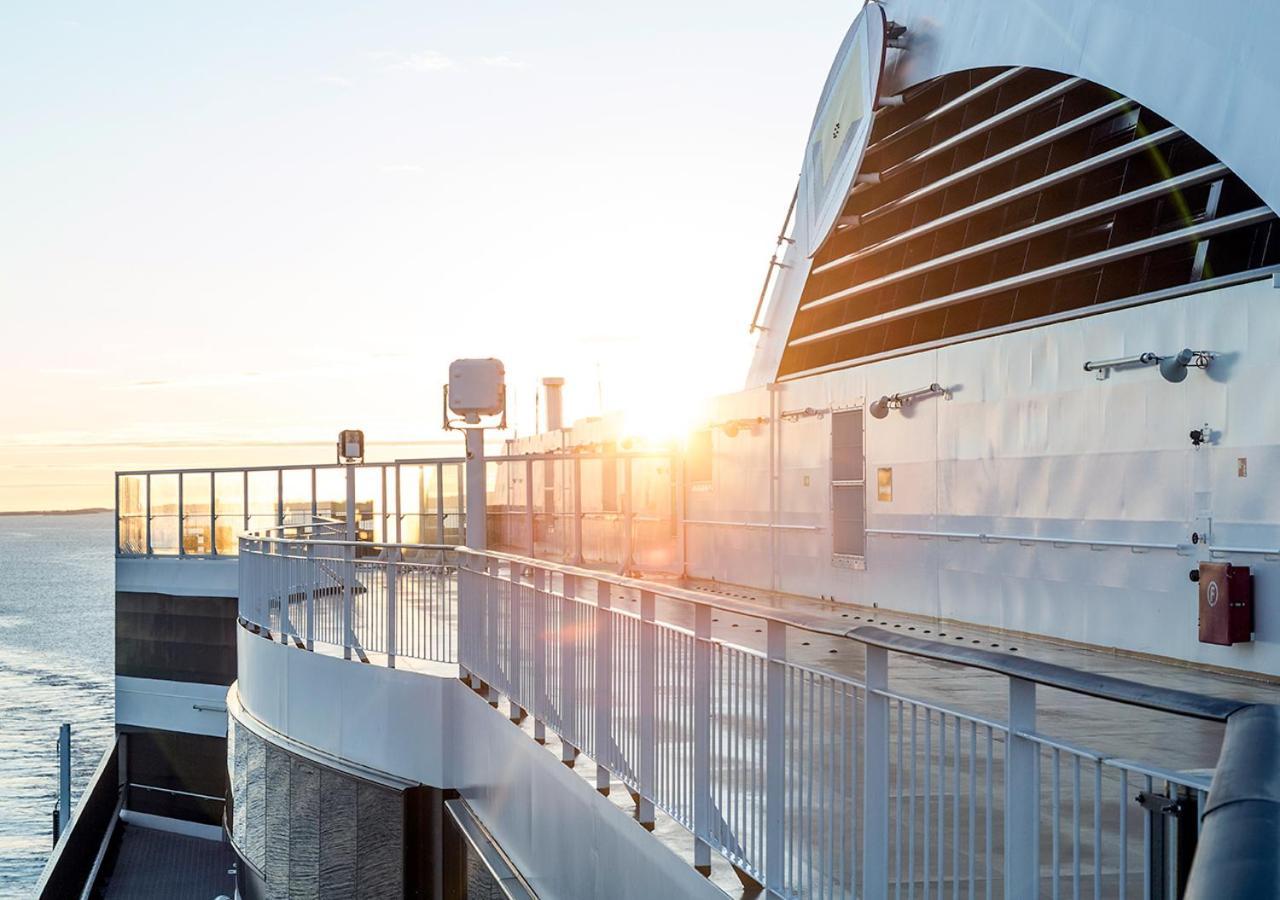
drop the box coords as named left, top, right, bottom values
left=0, top=1, right=858, bottom=509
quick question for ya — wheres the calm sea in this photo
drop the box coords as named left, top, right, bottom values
left=0, top=513, right=114, bottom=896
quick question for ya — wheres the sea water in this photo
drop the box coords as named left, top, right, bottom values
left=0, top=513, right=114, bottom=896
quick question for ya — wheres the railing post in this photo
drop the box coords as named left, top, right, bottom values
left=637, top=590, right=657, bottom=829
left=572, top=457, right=584, bottom=566
left=305, top=541, right=315, bottom=652
left=532, top=567, right=547, bottom=744
left=621, top=456, right=634, bottom=575
left=209, top=471, right=216, bottom=556
left=673, top=450, right=687, bottom=578
left=1005, top=677, right=1038, bottom=899
left=436, top=463, right=446, bottom=545
left=177, top=473, right=185, bottom=556
left=56, top=722, right=71, bottom=839
left=485, top=557, right=500, bottom=706
left=145, top=473, right=152, bottom=556
left=864, top=645, right=890, bottom=900
left=386, top=550, right=398, bottom=669
left=561, top=573, right=579, bottom=766
left=508, top=562, right=525, bottom=722
left=343, top=464, right=356, bottom=661
left=525, top=457, right=536, bottom=559
left=694, top=604, right=713, bottom=874
left=595, top=580, right=612, bottom=794
left=765, top=619, right=787, bottom=891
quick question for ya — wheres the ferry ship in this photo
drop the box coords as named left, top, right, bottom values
left=35, top=0, right=1280, bottom=897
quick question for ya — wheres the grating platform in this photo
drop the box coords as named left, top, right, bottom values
left=96, top=824, right=235, bottom=900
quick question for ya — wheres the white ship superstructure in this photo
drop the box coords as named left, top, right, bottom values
left=36, top=1, right=1280, bottom=897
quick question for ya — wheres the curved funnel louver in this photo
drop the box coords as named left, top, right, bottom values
left=777, top=67, right=1280, bottom=379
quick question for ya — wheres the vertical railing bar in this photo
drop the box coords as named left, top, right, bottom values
left=766, top=618, right=786, bottom=894
left=1072, top=755, right=1081, bottom=900
left=953, top=715, right=960, bottom=900
left=178, top=473, right=185, bottom=557
left=1119, top=769, right=1129, bottom=900
left=985, top=726, right=993, bottom=900
left=865, top=645, right=889, bottom=900
left=910, top=705, right=917, bottom=900
left=968, top=721, right=976, bottom=900
left=1053, top=749, right=1062, bottom=900
left=1006, top=678, right=1037, bottom=900
left=209, top=471, right=216, bottom=556
left=1093, top=761, right=1102, bottom=900
left=896, top=699, right=904, bottom=900
left=694, top=604, right=713, bottom=873
left=146, top=473, right=153, bottom=555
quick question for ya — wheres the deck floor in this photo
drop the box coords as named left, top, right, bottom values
left=97, top=824, right=235, bottom=900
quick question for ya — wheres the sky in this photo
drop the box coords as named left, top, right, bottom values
left=0, top=1, right=858, bottom=511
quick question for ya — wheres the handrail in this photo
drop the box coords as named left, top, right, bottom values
left=868, top=526, right=1185, bottom=553
left=850, top=626, right=1246, bottom=722
left=459, top=546, right=1246, bottom=722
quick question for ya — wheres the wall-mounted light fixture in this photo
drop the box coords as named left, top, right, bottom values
left=713, top=416, right=768, bottom=438
left=869, top=383, right=952, bottom=419
left=1082, top=349, right=1215, bottom=382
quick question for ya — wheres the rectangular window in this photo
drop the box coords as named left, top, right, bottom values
left=686, top=430, right=713, bottom=485
left=831, top=409, right=865, bottom=558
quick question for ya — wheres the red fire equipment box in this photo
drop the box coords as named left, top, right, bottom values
left=1196, top=562, right=1254, bottom=646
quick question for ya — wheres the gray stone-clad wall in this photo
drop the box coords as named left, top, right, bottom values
left=229, top=719, right=405, bottom=899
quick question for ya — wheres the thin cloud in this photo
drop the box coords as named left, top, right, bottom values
left=318, top=74, right=352, bottom=88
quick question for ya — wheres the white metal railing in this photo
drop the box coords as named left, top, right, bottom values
left=454, top=548, right=1246, bottom=900
left=115, top=459, right=466, bottom=558
left=239, top=521, right=456, bottom=665
left=235, top=525, right=1272, bottom=899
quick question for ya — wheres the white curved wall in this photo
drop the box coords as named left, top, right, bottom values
left=235, top=631, right=724, bottom=900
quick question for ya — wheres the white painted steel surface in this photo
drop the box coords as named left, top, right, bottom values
left=748, top=0, right=1280, bottom=385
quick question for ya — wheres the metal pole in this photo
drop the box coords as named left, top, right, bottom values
left=209, top=471, right=216, bottom=556
left=621, top=456, right=634, bottom=575
left=572, top=457, right=584, bottom=566
left=525, top=457, right=535, bottom=558
left=863, top=646, right=890, bottom=899
left=532, top=567, right=547, bottom=744
left=177, top=473, right=185, bottom=556
left=465, top=429, right=487, bottom=551
left=764, top=619, right=786, bottom=890
left=696, top=604, right=716, bottom=870
left=386, top=550, right=397, bottom=669
left=343, top=464, right=356, bottom=660
left=1005, top=677, right=1038, bottom=898
left=595, top=581, right=612, bottom=795
left=638, top=590, right=656, bottom=830
left=57, top=723, right=71, bottom=839
left=674, top=451, right=687, bottom=579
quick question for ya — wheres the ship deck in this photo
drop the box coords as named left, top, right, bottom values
left=94, top=824, right=235, bottom=900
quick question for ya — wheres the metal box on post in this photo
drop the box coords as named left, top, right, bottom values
left=1197, top=562, right=1254, bottom=645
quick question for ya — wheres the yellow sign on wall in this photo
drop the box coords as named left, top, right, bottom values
left=877, top=467, right=893, bottom=502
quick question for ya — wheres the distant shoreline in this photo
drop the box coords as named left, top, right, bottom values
left=0, top=507, right=112, bottom=517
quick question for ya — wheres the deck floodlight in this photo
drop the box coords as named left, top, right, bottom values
left=870, top=383, right=951, bottom=419
left=1159, top=348, right=1215, bottom=383
left=1083, top=349, right=1214, bottom=381
left=337, top=429, right=365, bottom=464
left=445, top=358, right=507, bottom=429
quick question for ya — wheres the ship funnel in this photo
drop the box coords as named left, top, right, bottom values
left=542, top=377, right=565, bottom=431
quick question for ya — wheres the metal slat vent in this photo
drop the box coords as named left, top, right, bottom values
left=778, top=67, right=1280, bottom=379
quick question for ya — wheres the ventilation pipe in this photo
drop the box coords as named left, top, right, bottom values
left=542, top=377, right=565, bottom=432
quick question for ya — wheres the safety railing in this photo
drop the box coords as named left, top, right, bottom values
left=454, top=547, right=1271, bottom=900
left=115, top=459, right=466, bottom=558
left=239, top=521, right=457, bottom=665
left=235, top=526, right=1278, bottom=899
